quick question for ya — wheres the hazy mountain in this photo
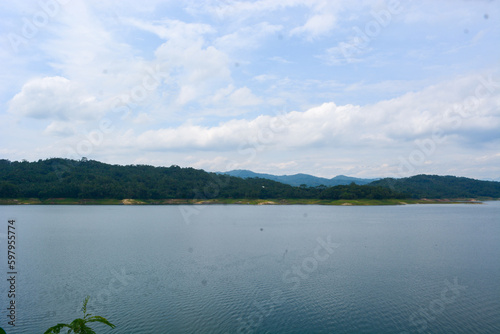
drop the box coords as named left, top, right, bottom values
left=219, top=170, right=379, bottom=187
left=482, top=177, right=500, bottom=182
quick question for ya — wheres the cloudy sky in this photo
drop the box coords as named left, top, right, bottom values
left=1, top=0, right=499, bottom=179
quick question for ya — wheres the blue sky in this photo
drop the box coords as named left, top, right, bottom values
left=1, top=0, right=499, bottom=179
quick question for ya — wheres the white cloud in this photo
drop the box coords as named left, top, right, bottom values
left=269, top=161, right=299, bottom=170
left=121, top=72, right=500, bottom=155
left=200, top=0, right=309, bottom=19
left=134, top=119, right=256, bottom=151
left=190, top=156, right=232, bottom=171
left=290, top=13, right=337, bottom=40
left=321, top=41, right=367, bottom=65
left=227, top=86, right=263, bottom=107
left=269, top=56, right=293, bottom=64
left=215, top=22, right=283, bottom=52
left=38, top=1, right=137, bottom=94
left=43, top=121, right=77, bottom=137
left=126, top=18, right=214, bottom=42
left=141, top=20, right=232, bottom=107
left=133, top=112, right=154, bottom=124
left=8, top=76, right=104, bottom=121
left=253, top=74, right=278, bottom=82
left=2, top=0, right=500, bottom=179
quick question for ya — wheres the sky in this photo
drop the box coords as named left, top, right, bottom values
left=0, top=0, right=499, bottom=179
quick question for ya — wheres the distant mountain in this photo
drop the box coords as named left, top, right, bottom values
left=0, top=158, right=404, bottom=200
left=219, top=169, right=378, bottom=187
left=482, top=177, right=500, bottom=182
left=2, top=159, right=497, bottom=200
left=371, top=174, right=500, bottom=199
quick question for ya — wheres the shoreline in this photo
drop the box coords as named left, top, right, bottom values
left=0, top=198, right=487, bottom=206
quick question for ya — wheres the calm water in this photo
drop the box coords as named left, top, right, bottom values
left=1, top=203, right=499, bottom=333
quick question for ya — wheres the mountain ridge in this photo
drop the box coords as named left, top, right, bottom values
left=0, top=158, right=499, bottom=200
left=0, top=158, right=403, bottom=200
left=218, top=169, right=379, bottom=187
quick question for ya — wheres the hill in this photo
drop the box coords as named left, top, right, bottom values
left=371, top=174, right=500, bottom=199
left=219, top=169, right=378, bottom=187
left=0, top=158, right=405, bottom=201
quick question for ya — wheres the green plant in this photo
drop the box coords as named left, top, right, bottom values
left=44, top=296, right=115, bottom=334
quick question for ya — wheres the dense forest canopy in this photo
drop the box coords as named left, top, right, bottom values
left=0, top=158, right=406, bottom=200
left=1, top=158, right=498, bottom=200
left=371, top=174, right=500, bottom=199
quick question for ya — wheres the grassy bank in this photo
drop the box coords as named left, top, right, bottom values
left=0, top=198, right=485, bottom=205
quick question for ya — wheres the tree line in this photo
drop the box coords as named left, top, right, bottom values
left=0, top=158, right=407, bottom=200
left=371, top=174, right=500, bottom=199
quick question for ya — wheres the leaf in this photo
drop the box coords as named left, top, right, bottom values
left=67, top=318, right=86, bottom=333
left=45, top=296, right=115, bottom=334
left=43, top=323, right=71, bottom=334
left=77, top=324, right=97, bottom=334
left=81, top=296, right=90, bottom=316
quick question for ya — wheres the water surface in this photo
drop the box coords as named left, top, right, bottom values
left=1, top=203, right=499, bottom=333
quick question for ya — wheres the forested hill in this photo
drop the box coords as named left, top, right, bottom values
left=371, top=175, right=500, bottom=199
left=0, top=158, right=405, bottom=200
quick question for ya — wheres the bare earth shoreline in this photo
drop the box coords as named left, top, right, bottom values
left=0, top=198, right=487, bottom=206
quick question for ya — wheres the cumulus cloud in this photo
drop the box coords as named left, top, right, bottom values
left=8, top=76, right=104, bottom=121
left=123, top=72, right=500, bottom=154
left=2, top=0, right=499, bottom=179
left=38, top=1, right=137, bottom=95
left=43, top=121, right=78, bottom=137
left=131, top=20, right=232, bottom=107
left=125, top=103, right=359, bottom=150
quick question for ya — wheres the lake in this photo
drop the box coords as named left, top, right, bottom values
left=1, top=203, right=499, bottom=333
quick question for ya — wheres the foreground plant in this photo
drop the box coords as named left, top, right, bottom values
left=44, top=296, right=115, bottom=334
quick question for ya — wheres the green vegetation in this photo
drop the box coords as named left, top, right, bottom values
left=221, top=169, right=377, bottom=186
left=1, top=159, right=497, bottom=204
left=372, top=174, right=500, bottom=199
left=0, top=158, right=406, bottom=202
left=44, top=296, right=115, bottom=334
